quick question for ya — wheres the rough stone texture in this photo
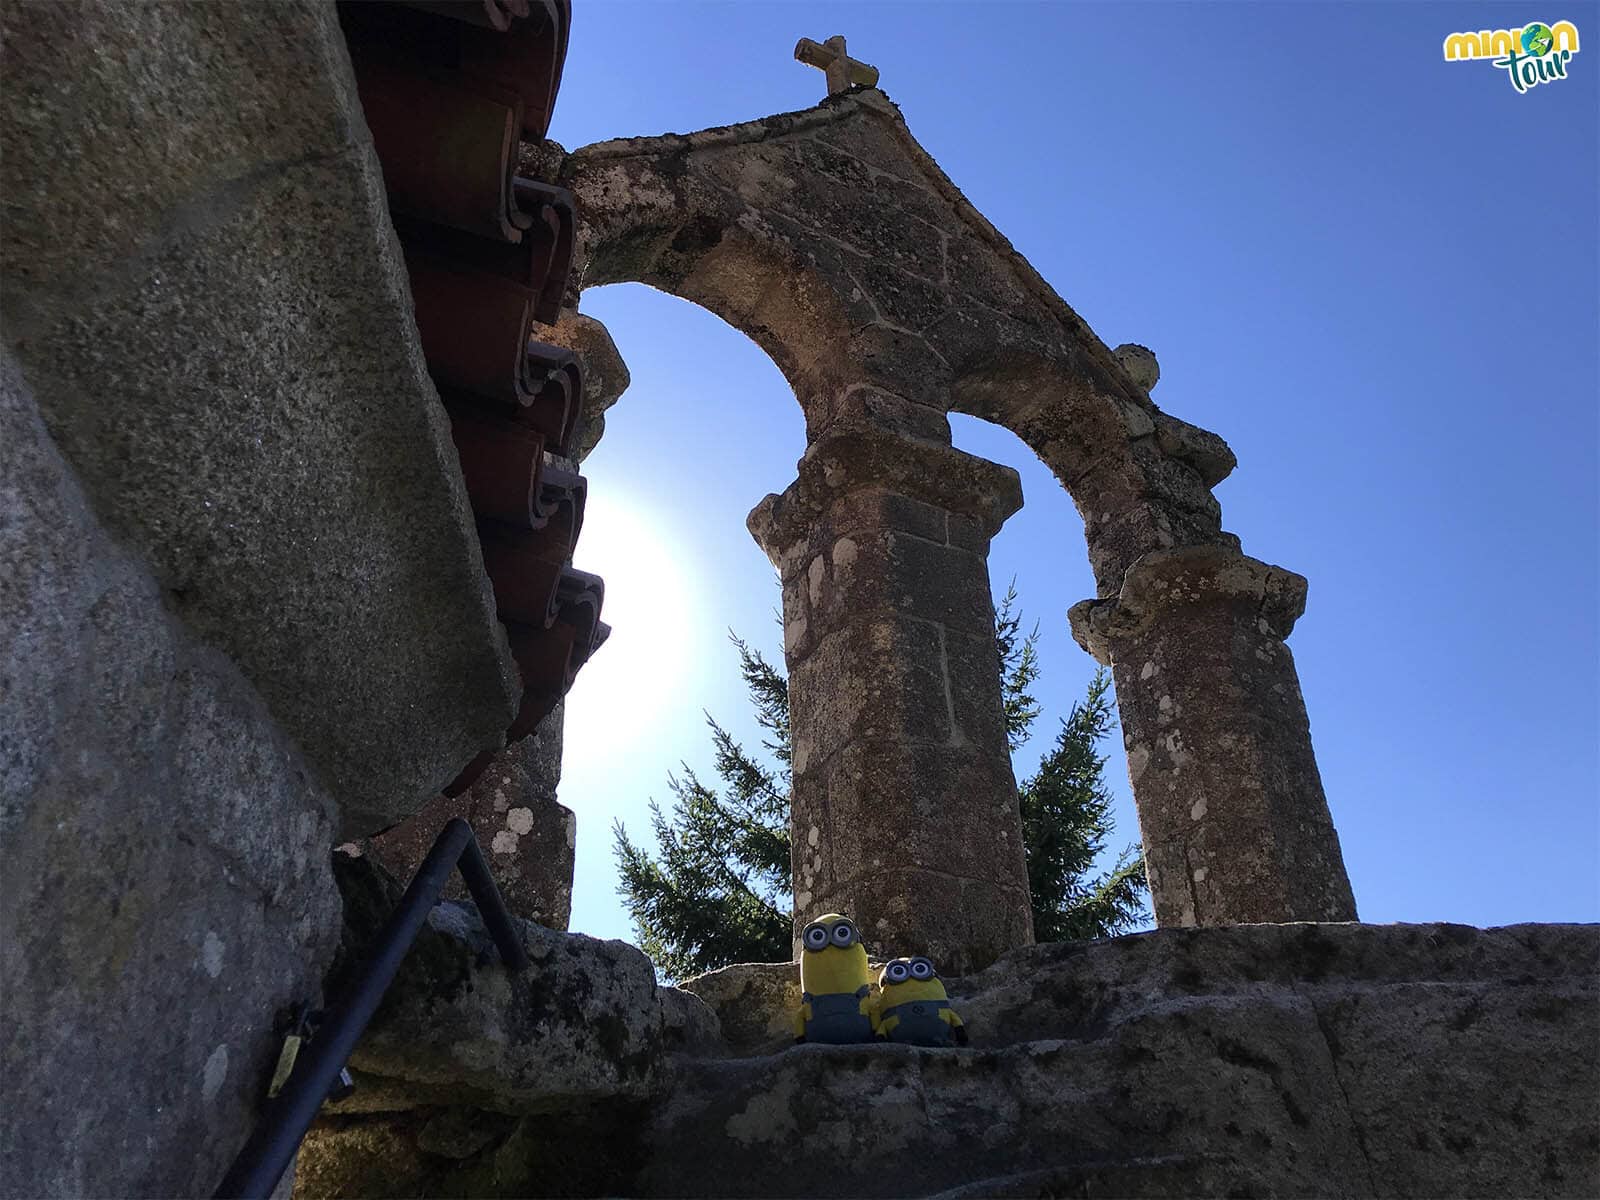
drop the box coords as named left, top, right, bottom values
left=749, top=426, right=1034, bottom=973
left=677, top=962, right=803, bottom=1057
left=532, top=308, right=632, bottom=463
left=323, top=854, right=665, bottom=1116
left=294, top=856, right=667, bottom=1198
left=517, top=136, right=571, bottom=192
left=560, top=88, right=1351, bottom=933
left=295, top=1116, right=435, bottom=1200
left=296, top=1102, right=647, bottom=1200
left=367, top=701, right=575, bottom=929
left=643, top=923, right=1600, bottom=1199
left=0, top=348, right=343, bottom=1199
left=1070, top=546, right=1356, bottom=925
left=296, top=922, right=1597, bottom=1198
left=658, top=986, right=727, bottom=1057
left=0, top=0, right=519, bottom=838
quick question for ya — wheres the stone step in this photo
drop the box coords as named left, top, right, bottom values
left=292, top=910, right=1600, bottom=1199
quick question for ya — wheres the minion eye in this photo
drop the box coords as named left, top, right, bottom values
left=910, top=958, right=934, bottom=979
left=803, top=925, right=829, bottom=950
left=831, top=923, right=856, bottom=947
left=886, top=961, right=910, bottom=983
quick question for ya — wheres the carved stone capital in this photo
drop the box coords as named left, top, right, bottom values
left=1069, top=545, right=1308, bottom=664
left=747, top=426, right=1022, bottom=566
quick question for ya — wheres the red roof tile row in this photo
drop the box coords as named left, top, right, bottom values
left=337, top=0, right=602, bottom=798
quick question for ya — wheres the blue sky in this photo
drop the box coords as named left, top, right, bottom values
left=545, top=2, right=1599, bottom=944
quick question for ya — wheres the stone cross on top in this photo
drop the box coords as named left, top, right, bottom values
left=794, top=34, right=879, bottom=97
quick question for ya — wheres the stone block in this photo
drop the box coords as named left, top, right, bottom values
left=942, top=626, right=1012, bottom=750
left=1153, top=411, right=1237, bottom=487
left=1002, top=375, right=1148, bottom=497
left=368, top=704, right=574, bottom=929
left=805, top=385, right=952, bottom=447
left=838, top=244, right=953, bottom=334
left=795, top=131, right=957, bottom=237
left=0, top=0, right=519, bottom=838
left=531, top=310, right=632, bottom=465
left=1131, top=439, right=1225, bottom=522
left=749, top=209, right=883, bottom=333
left=675, top=962, right=802, bottom=1057
left=1082, top=503, right=1239, bottom=599
left=775, top=428, right=1023, bottom=553
left=1319, top=979, right=1597, bottom=1196
left=658, top=987, right=728, bottom=1057
left=638, top=999, right=1365, bottom=1198
left=946, top=229, right=1048, bottom=327
left=642, top=924, right=1599, bottom=1199
left=945, top=512, right=993, bottom=555
left=811, top=741, right=1025, bottom=893
left=756, top=139, right=947, bottom=279
left=787, top=616, right=951, bottom=774
left=822, top=529, right=994, bottom=636
left=1, top=350, right=341, bottom=1199
left=327, top=872, right=665, bottom=1114
left=823, top=488, right=951, bottom=546
left=845, top=323, right=953, bottom=404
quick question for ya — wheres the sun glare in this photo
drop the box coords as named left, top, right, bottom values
left=560, top=486, right=699, bottom=762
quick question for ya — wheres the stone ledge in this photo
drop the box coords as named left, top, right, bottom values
left=324, top=854, right=665, bottom=1116
left=294, top=921, right=1598, bottom=1198
left=678, top=922, right=1600, bottom=1058
left=1070, top=544, right=1309, bottom=664
left=648, top=922, right=1597, bottom=1199
left=749, top=426, right=1022, bottom=566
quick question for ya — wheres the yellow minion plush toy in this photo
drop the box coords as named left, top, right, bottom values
left=872, top=956, right=967, bottom=1046
left=793, top=914, right=874, bottom=1044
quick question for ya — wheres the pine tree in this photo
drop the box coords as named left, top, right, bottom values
left=993, top=585, right=1149, bottom=941
left=612, top=637, right=792, bottom=980
left=614, top=591, right=1149, bottom=979
left=994, top=580, right=1042, bottom=753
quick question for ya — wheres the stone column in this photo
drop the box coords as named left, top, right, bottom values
left=1070, top=545, right=1357, bottom=927
left=748, top=422, right=1034, bottom=974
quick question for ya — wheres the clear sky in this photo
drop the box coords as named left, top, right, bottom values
left=544, top=2, right=1600, bottom=945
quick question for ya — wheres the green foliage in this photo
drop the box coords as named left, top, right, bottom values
left=995, top=581, right=1041, bottom=753
left=611, top=637, right=791, bottom=981
left=614, top=591, right=1150, bottom=979
left=1014, top=666, right=1150, bottom=941
left=997, top=578, right=1150, bottom=940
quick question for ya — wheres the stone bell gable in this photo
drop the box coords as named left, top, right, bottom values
left=555, top=84, right=1353, bottom=957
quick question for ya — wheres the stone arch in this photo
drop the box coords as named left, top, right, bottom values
left=560, top=93, right=1231, bottom=586
left=553, top=88, right=1356, bottom=968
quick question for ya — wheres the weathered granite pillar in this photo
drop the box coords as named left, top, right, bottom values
left=1070, top=545, right=1357, bottom=927
left=749, top=417, right=1034, bottom=974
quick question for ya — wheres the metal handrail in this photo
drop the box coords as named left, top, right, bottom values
left=213, top=818, right=529, bottom=1199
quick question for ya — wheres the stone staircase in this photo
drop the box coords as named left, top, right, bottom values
left=293, top=864, right=1599, bottom=1198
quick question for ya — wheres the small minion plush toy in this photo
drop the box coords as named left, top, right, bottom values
left=872, top=956, right=968, bottom=1046
left=793, top=914, right=875, bottom=1044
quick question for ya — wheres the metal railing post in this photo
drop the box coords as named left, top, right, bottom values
left=213, top=818, right=529, bottom=1199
